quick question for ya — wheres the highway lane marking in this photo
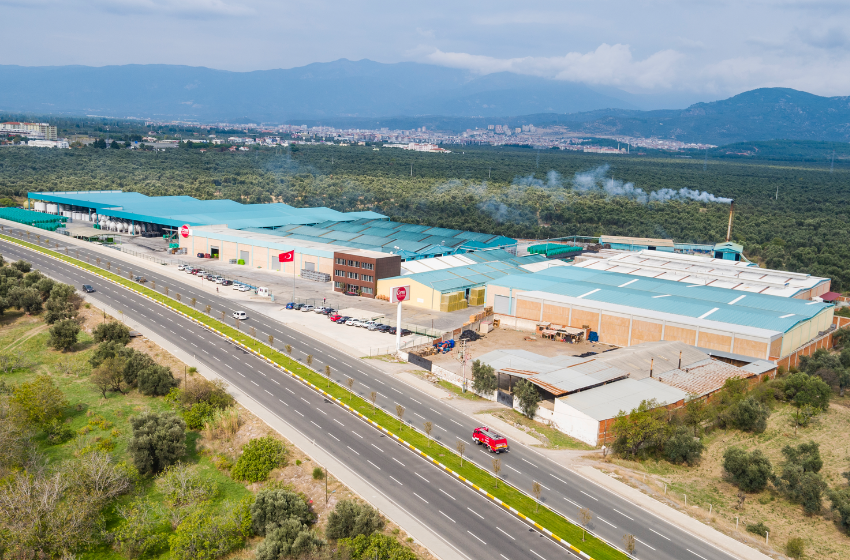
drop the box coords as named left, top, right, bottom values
left=225, top=364, right=233, bottom=369
left=334, top=419, right=345, bottom=426
left=505, top=465, right=521, bottom=474
left=435, top=425, right=447, bottom=431
left=285, top=388, right=295, bottom=394
left=251, top=381, right=259, bottom=386
left=580, top=491, right=598, bottom=501
left=390, top=476, right=403, bottom=485
left=467, top=507, right=484, bottom=520
left=429, top=407, right=442, bottom=416
left=311, top=421, right=321, bottom=428
left=213, top=356, right=221, bottom=361
left=439, top=489, right=455, bottom=500
left=294, top=410, right=304, bottom=417
left=357, top=370, right=368, bottom=376
left=529, top=550, right=546, bottom=560
left=377, top=392, right=387, bottom=398
left=415, top=472, right=429, bottom=483
left=496, top=528, right=515, bottom=541
left=351, top=431, right=363, bottom=439
left=634, top=537, right=655, bottom=551
left=391, top=388, right=402, bottom=394
left=410, top=397, right=422, bottom=404
left=413, top=493, right=428, bottom=504
left=535, top=481, right=551, bottom=491
left=237, top=372, right=245, bottom=377
left=315, top=408, right=327, bottom=415
left=278, top=399, right=287, bottom=406
left=327, top=433, right=340, bottom=442
left=347, top=446, right=360, bottom=455
left=373, top=379, right=385, bottom=385
left=439, top=511, right=456, bottom=523
left=686, top=550, right=708, bottom=560
left=271, top=379, right=280, bottom=385
left=191, top=342, right=198, bottom=347
left=467, top=530, right=485, bottom=544
left=265, top=390, right=273, bottom=396
left=520, top=457, right=536, bottom=467
left=392, top=457, right=405, bottom=467
left=549, top=474, right=568, bottom=485
left=414, top=412, right=426, bottom=419
left=613, top=508, right=634, bottom=520
left=450, top=419, right=462, bottom=427
left=300, top=397, right=310, bottom=404
left=648, top=528, right=670, bottom=540
left=596, top=516, right=616, bottom=528
left=367, top=460, right=381, bottom=470
left=371, top=444, right=383, bottom=452
left=564, top=498, right=581, bottom=508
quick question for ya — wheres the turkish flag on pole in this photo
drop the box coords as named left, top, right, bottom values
left=279, top=250, right=295, bottom=263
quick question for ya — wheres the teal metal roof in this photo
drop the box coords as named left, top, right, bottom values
left=489, top=266, right=832, bottom=334
left=388, top=257, right=544, bottom=293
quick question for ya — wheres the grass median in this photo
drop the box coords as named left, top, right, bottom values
left=2, top=234, right=628, bottom=560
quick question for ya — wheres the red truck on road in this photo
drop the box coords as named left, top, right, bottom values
left=472, top=426, right=508, bottom=453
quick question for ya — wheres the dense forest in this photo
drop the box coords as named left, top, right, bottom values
left=0, top=143, right=848, bottom=290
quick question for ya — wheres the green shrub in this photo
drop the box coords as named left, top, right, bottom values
left=727, top=396, right=770, bottom=433
left=168, top=498, right=252, bottom=560
left=326, top=499, right=385, bottom=540
left=250, top=488, right=314, bottom=536
left=232, top=436, right=284, bottom=483
left=776, top=442, right=827, bottom=514
left=183, top=401, right=215, bottom=430
left=46, top=418, right=74, bottom=444
left=471, top=359, right=497, bottom=395
left=745, top=521, right=769, bottom=537
left=664, top=426, right=703, bottom=465
left=828, top=487, right=850, bottom=534
left=114, top=498, right=170, bottom=559
left=255, top=520, right=324, bottom=560
left=513, top=378, right=540, bottom=419
left=127, top=412, right=186, bottom=475
left=92, top=321, right=131, bottom=345
left=723, top=447, right=772, bottom=492
left=47, top=318, right=80, bottom=351
left=312, top=467, right=324, bottom=480
left=12, top=374, right=67, bottom=428
left=138, top=364, right=179, bottom=396
left=157, top=463, right=217, bottom=509
left=786, top=537, right=805, bottom=559
left=338, top=533, right=416, bottom=560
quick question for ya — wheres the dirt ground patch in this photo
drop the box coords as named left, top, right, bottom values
left=427, top=326, right=615, bottom=375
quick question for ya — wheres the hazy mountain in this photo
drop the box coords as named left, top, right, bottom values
left=0, top=59, right=641, bottom=121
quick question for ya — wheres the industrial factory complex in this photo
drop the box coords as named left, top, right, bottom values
left=22, top=190, right=840, bottom=374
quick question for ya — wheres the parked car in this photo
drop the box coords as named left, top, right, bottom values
left=222, top=280, right=233, bottom=286
left=375, top=324, right=390, bottom=332
left=335, top=316, right=350, bottom=324
left=345, top=319, right=357, bottom=326
left=322, top=308, right=335, bottom=315
left=177, top=264, right=186, bottom=271
left=82, top=284, right=95, bottom=293
left=400, top=329, right=413, bottom=337
left=329, top=314, right=341, bottom=321
left=367, top=323, right=379, bottom=331
left=186, top=267, right=195, bottom=274
left=232, top=311, right=247, bottom=320
left=196, top=252, right=205, bottom=258
left=313, top=306, right=327, bottom=314
left=286, top=302, right=297, bottom=310
left=363, top=321, right=377, bottom=329
left=238, top=285, right=251, bottom=292
left=232, top=282, right=242, bottom=289
left=301, top=305, right=314, bottom=312
left=293, top=303, right=305, bottom=310
left=215, top=277, right=224, bottom=284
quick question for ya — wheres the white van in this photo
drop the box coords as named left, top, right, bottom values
left=257, top=287, right=270, bottom=297
left=232, top=311, right=247, bottom=320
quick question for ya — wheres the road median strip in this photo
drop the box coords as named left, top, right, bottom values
left=0, top=232, right=628, bottom=560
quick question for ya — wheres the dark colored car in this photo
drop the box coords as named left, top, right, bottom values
left=82, top=284, right=95, bottom=293
left=377, top=324, right=391, bottom=332
left=222, top=280, right=233, bottom=286
left=293, top=303, right=305, bottom=310
left=335, top=316, right=350, bottom=324
left=401, top=329, right=413, bottom=337
left=387, top=327, right=397, bottom=335
left=321, top=308, right=335, bottom=315
left=196, top=252, right=204, bottom=258
left=286, top=302, right=296, bottom=310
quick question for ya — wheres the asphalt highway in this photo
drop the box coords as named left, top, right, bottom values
left=0, top=230, right=743, bottom=560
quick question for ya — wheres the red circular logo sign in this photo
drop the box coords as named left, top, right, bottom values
left=180, top=225, right=190, bottom=238
left=396, top=287, right=407, bottom=301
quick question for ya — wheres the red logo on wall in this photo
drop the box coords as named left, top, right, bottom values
left=395, top=286, right=408, bottom=302
left=180, top=224, right=190, bottom=238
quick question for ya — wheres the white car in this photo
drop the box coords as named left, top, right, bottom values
left=345, top=319, right=357, bottom=326
left=232, top=282, right=241, bottom=289
left=301, top=305, right=314, bottom=312
left=363, top=321, right=377, bottom=329
left=177, top=264, right=186, bottom=271
left=232, top=311, right=247, bottom=320
left=215, top=277, right=224, bottom=284
left=238, top=285, right=251, bottom=292
left=314, top=306, right=328, bottom=313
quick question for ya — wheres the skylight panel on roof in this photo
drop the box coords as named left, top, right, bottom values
left=618, top=279, right=639, bottom=288
left=698, top=307, right=720, bottom=319
left=728, top=295, right=747, bottom=305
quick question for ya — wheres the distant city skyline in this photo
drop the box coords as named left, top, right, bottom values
left=2, top=1, right=850, bottom=100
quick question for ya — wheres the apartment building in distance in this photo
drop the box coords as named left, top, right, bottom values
left=0, top=122, right=58, bottom=140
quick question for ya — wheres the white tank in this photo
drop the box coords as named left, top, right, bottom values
left=47, top=203, right=58, bottom=214
left=135, top=225, right=141, bottom=235
left=92, top=213, right=98, bottom=222
left=35, top=201, right=46, bottom=212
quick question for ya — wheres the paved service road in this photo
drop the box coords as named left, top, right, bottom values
left=0, top=231, right=744, bottom=560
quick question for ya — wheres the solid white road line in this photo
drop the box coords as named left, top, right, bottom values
left=467, top=530, right=485, bottom=544
left=613, top=508, right=634, bottom=520
left=648, top=528, right=670, bottom=541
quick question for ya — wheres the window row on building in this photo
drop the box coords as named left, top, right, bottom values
left=335, top=257, right=374, bottom=270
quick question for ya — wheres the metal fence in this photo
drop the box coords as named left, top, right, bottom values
left=121, top=247, right=179, bottom=266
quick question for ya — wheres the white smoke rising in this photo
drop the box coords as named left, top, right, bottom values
left=571, top=165, right=731, bottom=204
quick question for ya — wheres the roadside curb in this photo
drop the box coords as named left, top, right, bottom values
left=1, top=232, right=614, bottom=560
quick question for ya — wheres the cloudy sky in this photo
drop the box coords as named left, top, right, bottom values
left=2, top=0, right=850, bottom=100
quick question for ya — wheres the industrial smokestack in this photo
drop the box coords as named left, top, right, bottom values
left=726, top=200, right=735, bottom=242
left=678, top=351, right=682, bottom=369
left=650, top=358, right=654, bottom=378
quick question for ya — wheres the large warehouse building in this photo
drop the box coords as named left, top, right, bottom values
left=485, top=265, right=834, bottom=364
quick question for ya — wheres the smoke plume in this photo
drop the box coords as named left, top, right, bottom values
left=571, top=164, right=731, bottom=204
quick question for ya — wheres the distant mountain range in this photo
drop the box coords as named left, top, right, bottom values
left=0, top=60, right=849, bottom=144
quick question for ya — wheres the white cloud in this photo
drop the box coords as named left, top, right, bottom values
left=424, top=44, right=684, bottom=89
